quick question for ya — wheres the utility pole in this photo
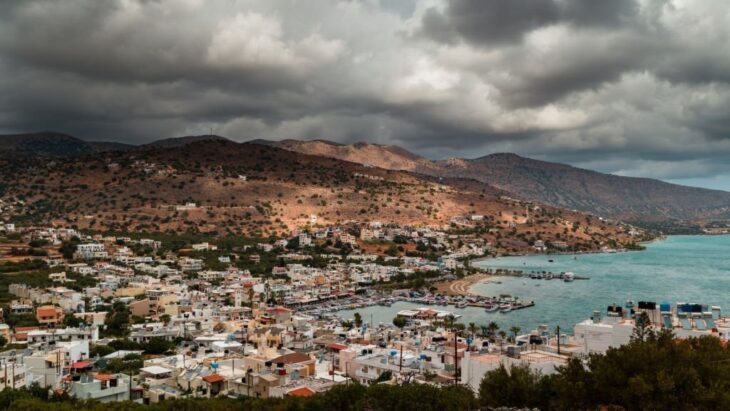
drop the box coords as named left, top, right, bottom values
left=556, top=325, right=561, bottom=355
left=399, top=345, right=403, bottom=374
left=454, top=329, right=458, bottom=386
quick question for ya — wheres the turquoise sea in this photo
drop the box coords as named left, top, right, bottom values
left=336, top=236, right=730, bottom=334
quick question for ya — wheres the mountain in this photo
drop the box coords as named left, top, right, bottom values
left=0, top=132, right=232, bottom=157
left=270, top=140, right=730, bottom=223
left=435, top=153, right=730, bottom=222
left=3, top=132, right=728, bottom=224
left=139, top=134, right=231, bottom=149
left=0, top=132, right=134, bottom=158
left=265, top=139, right=440, bottom=174
left=0, top=139, right=643, bottom=253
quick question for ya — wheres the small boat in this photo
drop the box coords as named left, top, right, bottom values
left=563, top=272, right=575, bottom=282
left=499, top=304, right=512, bottom=313
left=548, top=259, right=554, bottom=263
left=485, top=305, right=499, bottom=312
left=456, top=302, right=467, bottom=309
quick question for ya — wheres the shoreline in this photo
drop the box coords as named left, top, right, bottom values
left=471, top=234, right=670, bottom=265
left=435, top=273, right=491, bottom=296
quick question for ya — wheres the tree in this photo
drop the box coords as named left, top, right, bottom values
left=0, top=335, right=6, bottom=348
left=160, top=314, right=171, bottom=325
left=63, top=315, right=86, bottom=328
left=487, top=322, right=499, bottom=339
left=353, top=312, right=363, bottom=328
left=104, top=301, right=130, bottom=337
left=374, top=370, right=392, bottom=383
left=59, top=241, right=78, bottom=260
left=510, top=326, right=521, bottom=342
left=632, top=311, right=655, bottom=342
left=479, top=364, right=546, bottom=409
left=143, top=337, right=174, bottom=355
left=392, top=316, right=407, bottom=328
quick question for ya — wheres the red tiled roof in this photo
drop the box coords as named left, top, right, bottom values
left=95, top=373, right=116, bottom=381
left=326, top=343, right=348, bottom=351
left=202, top=374, right=225, bottom=383
left=36, top=306, right=59, bottom=317
left=71, top=361, right=93, bottom=369
left=271, top=352, right=311, bottom=365
left=267, top=306, right=292, bottom=313
left=287, top=386, right=316, bottom=397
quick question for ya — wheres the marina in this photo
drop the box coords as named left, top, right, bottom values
left=471, top=235, right=730, bottom=332
left=338, top=235, right=730, bottom=334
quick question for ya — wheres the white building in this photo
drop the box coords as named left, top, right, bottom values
left=75, top=243, right=108, bottom=260
left=460, top=350, right=569, bottom=392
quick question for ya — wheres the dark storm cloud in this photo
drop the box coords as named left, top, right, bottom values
left=420, top=0, right=640, bottom=45
left=0, top=0, right=730, bottom=188
left=421, top=0, right=561, bottom=45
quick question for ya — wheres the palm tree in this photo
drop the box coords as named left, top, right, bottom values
left=468, top=322, right=477, bottom=337
left=487, top=321, right=500, bottom=340
left=479, top=325, right=489, bottom=338
left=510, top=326, right=521, bottom=342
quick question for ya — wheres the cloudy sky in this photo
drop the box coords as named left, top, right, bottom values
left=1, top=0, right=730, bottom=190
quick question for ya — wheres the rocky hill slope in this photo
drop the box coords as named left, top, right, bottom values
left=269, top=140, right=730, bottom=223
left=0, top=139, right=643, bottom=253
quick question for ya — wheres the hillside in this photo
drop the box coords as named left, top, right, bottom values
left=4, top=132, right=725, bottom=225
left=263, top=139, right=441, bottom=174
left=436, top=153, right=730, bottom=222
left=140, top=135, right=231, bottom=149
left=270, top=140, right=730, bottom=223
left=0, top=140, right=642, bottom=253
left=0, top=132, right=134, bottom=158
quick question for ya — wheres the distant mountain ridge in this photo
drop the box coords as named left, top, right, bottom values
left=0, top=132, right=225, bottom=157
left=266, top=139, right=730, bottom=222
left=140, top=134, right=231, bottom=149
left=1, top=132, right=729, bottom=223
left=0, top=139, right=645, bottom=255
left=0, top=132, right=135, bottom=158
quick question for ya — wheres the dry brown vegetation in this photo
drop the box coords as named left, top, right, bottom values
left=0, top=140, right=641, bottom=252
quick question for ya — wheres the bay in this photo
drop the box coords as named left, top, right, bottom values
left=336, top=235, right=730, bottom=335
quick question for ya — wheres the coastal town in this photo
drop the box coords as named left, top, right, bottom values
left=0, top=217, right=716, bottom=404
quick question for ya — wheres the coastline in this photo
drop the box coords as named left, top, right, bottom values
left=472, top=234, right=669, bottom=265
left=466, top=236, right=671, bottom=295
left=435, top=273, right=491, bottom=296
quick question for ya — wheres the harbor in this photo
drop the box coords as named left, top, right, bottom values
left=471, top=235, right=730, bottom=332
left=299, top=290, right=535, bottom=318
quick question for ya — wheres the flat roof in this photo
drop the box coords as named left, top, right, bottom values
left=140, top=365, right=172, bottom=375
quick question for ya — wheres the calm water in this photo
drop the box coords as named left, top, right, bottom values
left=337, top=236, right=730, bottom=335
